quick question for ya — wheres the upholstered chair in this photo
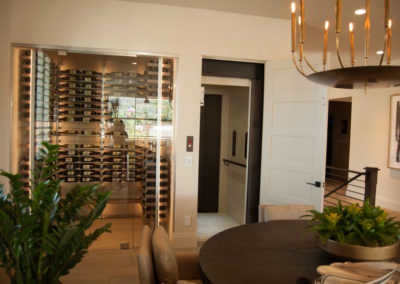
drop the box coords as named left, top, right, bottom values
left=258, top=204, right=315, bottom=222
left=152, top=226, right=203, bottom=284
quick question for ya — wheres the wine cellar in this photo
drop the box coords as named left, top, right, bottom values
left=11, top=47, right=175, bottom=247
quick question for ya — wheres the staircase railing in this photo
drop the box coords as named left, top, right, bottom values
left=324, top=166, right=379, bottom=206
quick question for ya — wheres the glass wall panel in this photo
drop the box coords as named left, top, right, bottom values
left=11, top=47, right=175, bottom=249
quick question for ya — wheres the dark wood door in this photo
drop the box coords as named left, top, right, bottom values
left=326, top=101, right=352, bottom=181
left=198, top=95, right=222, bottom=212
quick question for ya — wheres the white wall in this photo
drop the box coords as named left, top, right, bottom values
left=329, top=86, right=400, bottom=211
left=5, top=0, right=291, bottom=247
left=0, top=0, right=12, bottom=189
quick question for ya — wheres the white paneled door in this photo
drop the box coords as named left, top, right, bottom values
left=260, top=59, right=328, bottom=212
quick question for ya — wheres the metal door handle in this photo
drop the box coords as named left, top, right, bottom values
left=307, top=181, right=321, bottom=187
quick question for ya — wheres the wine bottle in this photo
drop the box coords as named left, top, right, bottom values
left=65, top=143, right=80, bottom=149
left=63, top=157, right=79, bottom=163
left=83, top=103, right=100, bottom=109
left=58, top=130, right=75, bottom=135
left=59, top=117, right=76, bottom=122
left=82, top=150, right=96, bottom=156
left=66, top=75, right=79, bottom=81
left=61, top=69, right=79, bottom=75
left=82, top=70, right=99, bottom=76
left=66, top=164, right=76, bottom=170
left=145, top=189, right=168, bottom=195
left=82, top=130, right=97, bottom=136
left=59, top=102, right=81, bottom=108
left=82, top=117, right=100, bottom=122
left=146, top=173, right=169, bottom=179
left=82, top=164, right=93, bottom=170
left=82, top=157, right=98, bottom=162
left=82, top=144, right=95, bottom=148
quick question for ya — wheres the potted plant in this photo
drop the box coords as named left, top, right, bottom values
left=0, top=143, right=111, bottom=283
left=304, top=200, right=400, bottom=260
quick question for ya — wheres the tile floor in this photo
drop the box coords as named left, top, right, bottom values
left=197, top=212, right=240, bottom=241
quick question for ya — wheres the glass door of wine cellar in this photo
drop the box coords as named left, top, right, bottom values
left=11, top=47, right=175, bottom=249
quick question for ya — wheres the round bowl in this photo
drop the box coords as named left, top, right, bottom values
left=318, top=239, right=399, bottom=261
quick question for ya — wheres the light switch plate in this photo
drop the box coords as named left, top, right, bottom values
left=185, top=156, right=192, bottom=167
left=184, top=215, right=191, bottom=226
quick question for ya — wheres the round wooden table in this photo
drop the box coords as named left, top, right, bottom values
left=198, top=220, right=400, bottom=284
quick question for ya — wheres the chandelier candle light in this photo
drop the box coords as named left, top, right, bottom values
left=290, top=0, right=400, bottom=89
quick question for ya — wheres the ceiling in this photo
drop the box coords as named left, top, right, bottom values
left=122, top=0, right=290, bottom=20
left=123, top=0, right=399, bottom=61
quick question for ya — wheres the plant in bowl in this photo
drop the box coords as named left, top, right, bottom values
left=0, top=143, right=112, bottom=283
left=304, top=200, right=400, bottom=260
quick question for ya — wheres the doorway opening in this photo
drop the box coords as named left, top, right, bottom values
left=197, top=58, right=264, bottom=241
left=197, top=83, right=250, bottom=240
left=325, top=97, right=352, bottom=206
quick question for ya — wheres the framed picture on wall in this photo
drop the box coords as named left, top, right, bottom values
left=388, top=94, right=400, bottom=169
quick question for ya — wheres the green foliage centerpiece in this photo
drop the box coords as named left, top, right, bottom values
left=304, top=200, right=400, bottom=260
left=0, top=143, right=111, bottom=283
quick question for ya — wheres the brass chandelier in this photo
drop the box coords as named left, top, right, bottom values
left=290, top=0, right=400, bottom=89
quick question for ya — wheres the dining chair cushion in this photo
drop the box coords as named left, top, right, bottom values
left=152, top=226, right=179, bottom=284
left=259, top=204, right=315, bottom=222
left=137, top=225, right=156, bottom=284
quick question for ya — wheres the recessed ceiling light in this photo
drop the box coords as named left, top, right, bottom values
left=376, top=50, right=384, bottom=55
left=132, top=62, right=137, bottom=65
left=355, top=9, right=366, bottom=15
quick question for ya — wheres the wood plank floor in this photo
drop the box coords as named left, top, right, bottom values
left=61, top=249, right=140, bottom=284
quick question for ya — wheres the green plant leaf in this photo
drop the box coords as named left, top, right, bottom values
left=0, top=142, right=111, bottom=283
left=302, top=199, right=400, bottom=247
